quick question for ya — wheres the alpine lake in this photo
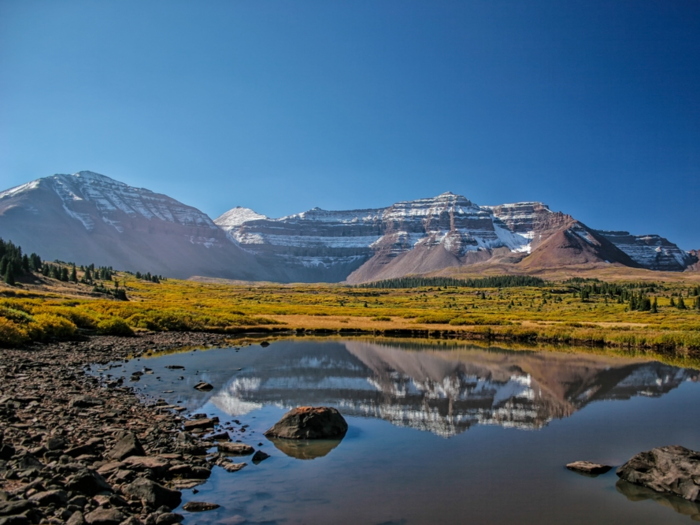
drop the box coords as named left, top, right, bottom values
left=90, top=338, right=700, bottom=525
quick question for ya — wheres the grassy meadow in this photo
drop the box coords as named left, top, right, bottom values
left=1, top=266, right=700, bottom=356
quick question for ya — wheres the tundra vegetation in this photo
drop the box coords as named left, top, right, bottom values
left=1, top=250, right=700, bottom=358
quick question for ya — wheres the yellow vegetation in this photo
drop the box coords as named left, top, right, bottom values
left=1, top=269, right=700, bottom=353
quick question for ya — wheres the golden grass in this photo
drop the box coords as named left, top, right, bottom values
left=1, top=268, right=700, bottom=353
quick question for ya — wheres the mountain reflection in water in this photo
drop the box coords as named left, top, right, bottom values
left=208, top=341, right=693, bottom=437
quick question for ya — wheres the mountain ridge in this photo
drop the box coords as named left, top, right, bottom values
left=0, top=171, right=696, bottom=282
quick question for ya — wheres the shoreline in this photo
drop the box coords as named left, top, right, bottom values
left=0, top=332, right=247, bottom=525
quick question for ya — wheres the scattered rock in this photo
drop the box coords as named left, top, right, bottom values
left=566, top=461, right=613, bottom=475
left=183, top=417, right=218, bottom=431
left=252, top=450, right=270, bottom=464
left=218, top=460, right=247, bottom=472
left=122, top=478, right=182, bottom=509
left=106, top=432, right=146, bottom=461
left=28, top=489, right=68, bottom=506
left=70, top=396, right=104, bottom=409
left=66, top=511, right=86, bottom=525
left=0, top=332, right=239, bottom=524
left=264, top=406, right=348, bottom=440
left=617, top=445, right=700, bottom=501
left=194, top=382, right=213, bottom=391
left=182, top=501, right=220, bottom=512
left=155, top=513, right=184, bottom=524
left=66, top=469, right=113, bottom=496
left=217, top=443, right=254, bottom=455
left=84, top=506, right=126, bottom=525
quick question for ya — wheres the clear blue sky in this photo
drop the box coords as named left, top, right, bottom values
left=1, top=1, right=698, bottom=248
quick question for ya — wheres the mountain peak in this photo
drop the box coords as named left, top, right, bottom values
left=215, top=207, right=268, bottom=229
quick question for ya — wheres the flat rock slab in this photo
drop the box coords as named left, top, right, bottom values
left=617, top=445, right=700, bottom=501
left=183, top=417, right=218, bottom=431
left=84, top=507, right=126, bottom=525
left=264, top=406, right=348, bottom=440
left=218, top=442, right=254, bottom=455
left=183, top=501, right=220, bottom=512
left=194, top=381, right=213, bottom=391
left=566, top=461, right=613, bottom=475
left=123, top=455, right=171, bottom=473
left=218, top=461, right=247, bottom=472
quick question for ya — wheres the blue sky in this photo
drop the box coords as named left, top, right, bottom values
left=1, top=0, right=698, bottom=248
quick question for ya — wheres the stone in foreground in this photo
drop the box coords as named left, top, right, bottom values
left=122, top=478, right=182, bottom=509
left=84, top=507, right=126, bottom=525
left=616, top=445, right=700, bottom=501
left=217, top=442, right=254, bottom=455
left=106, top=431, right=145, bottom=461
left=566, top=461, right=613, bottom=475
left=264, top=406, right=348, bottom=440
left=182, top=501, right=220, bottom=512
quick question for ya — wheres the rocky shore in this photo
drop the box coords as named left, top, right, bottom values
left=0, top=332, right=254, bottom=525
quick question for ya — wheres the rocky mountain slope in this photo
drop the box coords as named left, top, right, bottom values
left=0, top=172, right=265, bottom=280
left=0, top=171, right=695, bottom=282
left=218, top=192, right=695, bottom=282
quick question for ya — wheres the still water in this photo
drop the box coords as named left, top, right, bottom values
left=94, top=339, right=700, bottom=524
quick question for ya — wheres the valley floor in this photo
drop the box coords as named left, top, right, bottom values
left=1, top=269, right=700, bottom=359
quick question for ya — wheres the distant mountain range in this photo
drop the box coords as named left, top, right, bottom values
left=0, top=171, right=696, bottom=282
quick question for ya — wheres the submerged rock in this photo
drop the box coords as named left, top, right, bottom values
left=616, top=445, right=700, bottom=501
left=264, top=406, right=348, bottom=440
left=566, top=461, right=613, bottom=476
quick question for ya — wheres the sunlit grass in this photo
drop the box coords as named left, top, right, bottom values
left=1, top=269, right=699, bottom=351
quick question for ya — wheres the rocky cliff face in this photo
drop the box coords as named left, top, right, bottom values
left=596, top=231, right=694, bottom=271
left=219, top=192, right=669, bottom=282
left=0, top=172, right=265, bottom=280
left=1, top=171, right=694, bottom=283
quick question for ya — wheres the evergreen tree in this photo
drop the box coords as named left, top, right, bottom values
left=4, top=264, right=15, bottom=285
left=670, top=297, right=676, bottom=307
left=651, top=298, right=658, bottom=313
left=678, top=297, right=687, bottom=310
left=70, top=265, right=77, bottom=283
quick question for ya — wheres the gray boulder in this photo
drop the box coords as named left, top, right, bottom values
left=617, top=445, right=700, bottom=501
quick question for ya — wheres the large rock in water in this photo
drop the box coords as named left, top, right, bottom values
left=264, top=407, right=348, bottom=440
left=617, top=445, right=700, bottom=501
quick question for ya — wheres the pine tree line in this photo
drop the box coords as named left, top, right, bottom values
left=134, top=271, right=163, bottom=283
left=0, top=238, right=42, bottom=285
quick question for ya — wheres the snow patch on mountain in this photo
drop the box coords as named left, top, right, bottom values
left=215, top=207, right=268, bottom=228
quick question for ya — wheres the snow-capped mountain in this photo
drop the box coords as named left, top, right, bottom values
left=0, top=171, right=265, bottom=279
left=0, top=171, right=695, bottom=282
left=217, top=191, right=693, bottom=282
